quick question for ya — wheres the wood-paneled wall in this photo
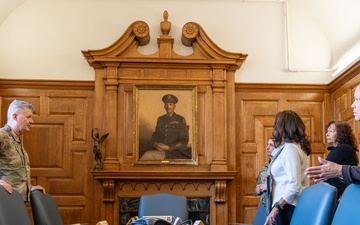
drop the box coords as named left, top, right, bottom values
left=0, top=80, right=97, bottom=225
left=0, top=54, right=360, bottom=225
left=1, top=71, right=360, bottom=224
left=235, top=60, right=360, bottom=223
left=234, top=84, right=331, bottom=223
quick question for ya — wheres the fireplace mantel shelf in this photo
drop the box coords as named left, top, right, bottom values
left=92, top=171, right=238, bottom=204
left=92, top=171, right=238, bottom=180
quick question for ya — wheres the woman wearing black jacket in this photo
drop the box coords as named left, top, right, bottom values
left=324, top=120, right=359, bottom=200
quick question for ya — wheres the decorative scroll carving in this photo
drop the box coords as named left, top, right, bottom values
left=103, top=180, right=115, bottom=203
left=132, top=21, right=150, bottom=45
left=181, top=22, right=199, bottom=46
left=215, top=180, right=227, bottom=203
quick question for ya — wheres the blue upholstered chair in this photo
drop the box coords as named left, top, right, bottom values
left=30, top=190, right=64, bottom=225
left=138, top=193, right=188, bottom=223
left=30, top=190, right=89, bottom=225
left=331, top=184, right=360, bottom=225
left=289, top=182, right=337, bottom=225
left=240, top=182, right=337, bottom=225
left=0, top=186, right=32, bottom=225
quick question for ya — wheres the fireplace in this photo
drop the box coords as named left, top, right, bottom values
left=119, top=197, right=210, bottom=225
left=92, top=171, right=237, bottom=225
left=83, top=10, right=246, bottom=225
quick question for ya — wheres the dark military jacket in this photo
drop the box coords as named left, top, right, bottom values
left=150, top=113, right=190, bottom=159
left=0, top=124, right=32, bottom=201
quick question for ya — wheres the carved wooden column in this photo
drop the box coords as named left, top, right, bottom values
left=211, top=65, right=228, bottom=171
left=93, top=63, right=106, bottom=137
left=103, top=62, right=120, bottom=170
left=226, top=65, right=239, bottom=171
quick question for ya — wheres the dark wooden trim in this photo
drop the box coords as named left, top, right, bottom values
left=235, top=83, right=329, bottom=92
left=0, top=79, right=94, bottom=90
left=328, top=60, right=360, bottom=92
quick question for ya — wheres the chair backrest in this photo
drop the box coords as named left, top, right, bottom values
left=289, top=182, right=337, bottom=225
left=138, top=193, right=188, bottom=222
left=331, top=184, right=360, bottom=225
left=0, top=186, right=32, bottom=225
left=30, top=190, right=64, bottom=225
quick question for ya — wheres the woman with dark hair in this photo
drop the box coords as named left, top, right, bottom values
left=324, top=120, right=359, bottom=201
left=264, top=110, right=311, bottom=225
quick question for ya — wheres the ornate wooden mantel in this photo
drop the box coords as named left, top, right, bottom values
left=92, top=171, right=238, bottom=203
left=82, top=11, right=247, bottom=225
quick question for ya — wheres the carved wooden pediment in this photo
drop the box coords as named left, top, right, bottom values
left=82, top=10, right=247, bottom=68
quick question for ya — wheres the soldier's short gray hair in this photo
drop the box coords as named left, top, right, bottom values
left=7, top=100, right=34, bottom=121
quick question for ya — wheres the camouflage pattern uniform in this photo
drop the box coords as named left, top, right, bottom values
left=256, top=160, right=270, bottom=206
left=0, top=124, right=31, bottom=201
left=150, top=112, right=190, bottom=159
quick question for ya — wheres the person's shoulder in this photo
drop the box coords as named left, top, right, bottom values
left=337, top=144, right=357, bottom=152
left=338, top=143, right=355, bottom=148
left=283, top=142, right=298, bottom=148
left=158, top=114, right=168, bottom=119
left=0, top=127, right=8, bottom=136
left=173, top=113, right=186, bottom=120
left=282, top=142, right=303, bottom=154
left=0, top=127, right=10, bottom=146
left=260, top=162, right=269, bottom=169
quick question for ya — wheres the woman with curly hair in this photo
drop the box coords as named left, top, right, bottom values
left=264, top=110, right=311, bottom=225
left=324, top=120, right=359, bottom=201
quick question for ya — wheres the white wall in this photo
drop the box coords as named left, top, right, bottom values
left=0, top=0, right=336, bottom=84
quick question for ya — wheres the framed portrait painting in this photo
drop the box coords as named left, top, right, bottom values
left=133, top=84, right=197, bottom=165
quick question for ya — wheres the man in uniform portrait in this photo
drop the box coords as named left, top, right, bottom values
left=140, top=94, right=191, bottom=160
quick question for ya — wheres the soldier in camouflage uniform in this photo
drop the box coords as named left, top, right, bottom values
left=255, top=139, right=275, bottom=206
left=140, top=94, right=190, bottom=160
left=0, top=100, right=45, bottom=201
left=251, top=138, right=275, bottom=225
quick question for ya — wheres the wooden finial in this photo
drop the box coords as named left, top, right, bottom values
left=160, top=10, right=171, bottom=36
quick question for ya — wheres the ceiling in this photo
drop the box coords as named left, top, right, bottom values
left=293, top=0, right=360, bottom=67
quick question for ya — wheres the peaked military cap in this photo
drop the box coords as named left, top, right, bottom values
left=162, top=94, right=178, bottom=103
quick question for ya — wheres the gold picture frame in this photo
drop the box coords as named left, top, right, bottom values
left=133, top=84, right=197, bottom=165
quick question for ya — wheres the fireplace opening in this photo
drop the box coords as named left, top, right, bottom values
left=119, top=197, right=210, bottom=225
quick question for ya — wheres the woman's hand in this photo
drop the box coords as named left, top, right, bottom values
left=264, top=207, right=279, bottom=225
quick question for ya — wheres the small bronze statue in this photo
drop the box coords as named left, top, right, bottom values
left=91, top=128, right=109, bottom=171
